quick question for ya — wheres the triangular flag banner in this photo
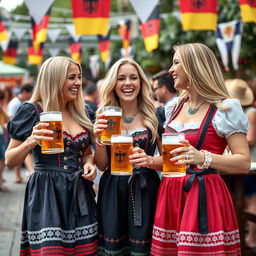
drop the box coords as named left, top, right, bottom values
left=0, top=17, right=9, bottom=42
left=89, top=55, right=99, bottom=79
left=239, top=0, right=256, bottom=23
left=69, top=37, right=82, bottom=64
left=71, top=0, right=111, bottom=35
left=24, top=0, right=54, bottom=24
left=130, top=0, right=159, bottom=24
left=47, top=29, right=62, bottom=43
left=216, top=20, right=242, bottom=71
left=48, top=48, right=60, bottom=57
left=28, top=40, right=44, bottom=65
left=104, top=53, right=112, bottom=70
left=140, top=4, right=160, bottom=52
left=66, top=24, right=81, bottom=42
left=120, top=46, right=134, bottom=59
left=3, top=40, right=18, bottom=65
left=179, top=0, right=217, bottom=31
left=31, top=8, right=51, bottom=52
left=12, top=28, right=27, bottom=40
left=0, top=33, right=11, bottom=52
left=118, top=20, right=131, bottom=57
left=98, top=33, right=110, bottom=62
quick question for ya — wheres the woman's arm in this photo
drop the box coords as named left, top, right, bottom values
left=247, top=111, right=256, bottom=146
left=82, top=145, right=97, bottom=181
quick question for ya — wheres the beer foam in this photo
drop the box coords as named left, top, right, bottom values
left=104, top=110, right=122, bottom=116
left=40, top=112, right=62, bottom=121
left=111, top=135, right=133, bottom=143
left=163, top=136, right=184, bottom=145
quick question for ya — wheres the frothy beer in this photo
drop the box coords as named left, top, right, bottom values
left=40, top=112, right=64, bottom=154
left=162, top=133, right=186, bottom=177
left=101, top=106, right=122, bottom=145
left=111, top=135, right=133, bottom=175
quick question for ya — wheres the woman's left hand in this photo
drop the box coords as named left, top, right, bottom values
left=82, top=163, right=97, bottom=181
left=170, top=139, right=204, bottom=166
left=129, top=147, right=152, bottom=169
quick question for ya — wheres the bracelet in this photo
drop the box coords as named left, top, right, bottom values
left=26, top=138, right=34, bottom=151
left=197, top=150, right=212, bottom=169
left=95, top=137, right=105, bottom=147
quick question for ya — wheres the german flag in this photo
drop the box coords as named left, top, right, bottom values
left=0, top=17, right=8, bottom=42
left=69, top=38, right=82, bottom=63
left=71, top=0, right=111, bottom=35
left=179, top=0, right=217, bottom=31
left=31, top=8, right=51, bottom=51
left=239, top=0, right=256, bottom=23
left=28, top=40, right=44, bottom=65
left=140, top=5, right=160, bottom=52
left=3, top=40, right=18, bottom=65
left=98, top=33, right=110, bottom=62
left=118, top=20, right=131, bottom=51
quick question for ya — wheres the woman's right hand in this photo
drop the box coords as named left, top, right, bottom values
left=26, top=122, right=53, bottom=149
left=93, top=115, right=108, bottom=138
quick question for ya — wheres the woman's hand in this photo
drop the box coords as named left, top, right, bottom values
left=93, top=115, right=108, bottom=136
left=129, top=147, right=152, bottom=169
left=26, top=122, right=53, bottom=150
left=170, top=139, right=204, bottom=166
left=82, top=163, right=97, bottom=181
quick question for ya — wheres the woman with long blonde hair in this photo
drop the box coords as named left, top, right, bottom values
left=94, top=58, right=164, bottom=255
left=150, top=43, right=250, bottom=256
left=5, top=56, right=98, bottom=255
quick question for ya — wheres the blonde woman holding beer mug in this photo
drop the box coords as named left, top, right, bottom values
left=5, top=56, right=98, bottom=256
left=150, top=43, right=251, bottom=256
left=93, top=58, right=164, bottom=255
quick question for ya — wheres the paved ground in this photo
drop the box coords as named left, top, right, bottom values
left=0, top=168, right=27, bottom=256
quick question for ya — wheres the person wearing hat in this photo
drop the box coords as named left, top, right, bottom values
left=226, top=78, right=256, bottom=249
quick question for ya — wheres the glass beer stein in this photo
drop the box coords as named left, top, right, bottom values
left=111, top=135, right=133, bottom=175
left=162, top=133, right=186, bottom=177
left=40, top=111, right=64, bottom=154
left=100, top=106, right=122, bottom=145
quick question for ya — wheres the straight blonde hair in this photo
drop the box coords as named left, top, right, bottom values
left=30, top=56, right=93, bottom=132
left=97, top=58, right=159, bottom=142
left=174, top=43, right=230, bottom=110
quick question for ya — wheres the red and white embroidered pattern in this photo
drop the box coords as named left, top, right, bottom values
left=152, top=225, right=240, bottom=247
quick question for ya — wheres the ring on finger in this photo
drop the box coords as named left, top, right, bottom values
left=185, top=154, right=190, bottom=160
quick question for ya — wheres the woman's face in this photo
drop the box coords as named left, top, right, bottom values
left=62, top=63, right=82, bottom=105
left=114, top=63, right=141, bottom=103
left=169, top=51, right=189, bottom=90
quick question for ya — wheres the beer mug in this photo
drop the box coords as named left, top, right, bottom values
left=111, top=135, right=133, bottom=175
left=162, top=133, right=186, bottom=177
left=100, top=106, right=122, bottom=145
left=40, top=111, right=64, bottom=154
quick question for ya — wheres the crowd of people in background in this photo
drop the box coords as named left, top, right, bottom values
left=0, top=43, right=256, bottom=255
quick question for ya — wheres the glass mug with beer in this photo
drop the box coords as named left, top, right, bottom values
left=40, top=111, right=64, bottom=154
left=162, top=133, right=186, bottom=177
left=111, top=135, right=133, bottom=175
left=100, top=106, right=122, bottom=145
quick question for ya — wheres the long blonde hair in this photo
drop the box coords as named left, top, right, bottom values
left=98, top=58, right=159, bottom=142
left=30, top=56, right=92, bottom=132
left=174, top=43, right=230, bottom=110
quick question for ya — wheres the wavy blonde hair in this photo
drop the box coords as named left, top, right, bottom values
left=30, top=56, right=92, bottom=132
left=97, top=58, right=159, bottom=142
left=174, top=43, right=230, bottom=110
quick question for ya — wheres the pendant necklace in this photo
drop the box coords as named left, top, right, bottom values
left=123, top=109, right=140, bottom=123
left=187, top=101, right=205, bottom=115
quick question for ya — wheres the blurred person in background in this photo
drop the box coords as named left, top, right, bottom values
left=0, top=87, right=10, bottom=192
left=227, top=78, right=256, bottom=249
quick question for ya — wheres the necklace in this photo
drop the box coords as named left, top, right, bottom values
left=187, top=101, right=205, bottom=115
left=123, top=109, right=140, bottom=123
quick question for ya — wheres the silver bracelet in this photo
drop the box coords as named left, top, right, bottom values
left=197, top=150, right=212, bottom=169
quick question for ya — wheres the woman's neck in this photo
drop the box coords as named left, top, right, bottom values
left=120, top=100, right=138, bottom=116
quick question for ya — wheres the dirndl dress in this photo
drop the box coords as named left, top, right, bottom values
left=151, top=98, right=243, bottom=256
left=97, top=124, right=163, bottom=256
left=8, top=102, right=98, bottom=256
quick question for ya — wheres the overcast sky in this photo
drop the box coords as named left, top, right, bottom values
left=0, top=0, right=24, bottom=11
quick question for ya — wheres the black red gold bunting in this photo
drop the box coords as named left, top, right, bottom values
left=118, top=20, right=131, bottom=50
left=71, top=0, right=111, bottom=35
left=239, top=0, right=256, bottom=23
left=3, top=40, right=18, bottom=65
left=28, top=40, right=44, bottom=65
left=0, top=17, right=8, bottom=42
left=68, top=38, right=82, bottom=63
left=97, top=33, right=110, bottom=62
